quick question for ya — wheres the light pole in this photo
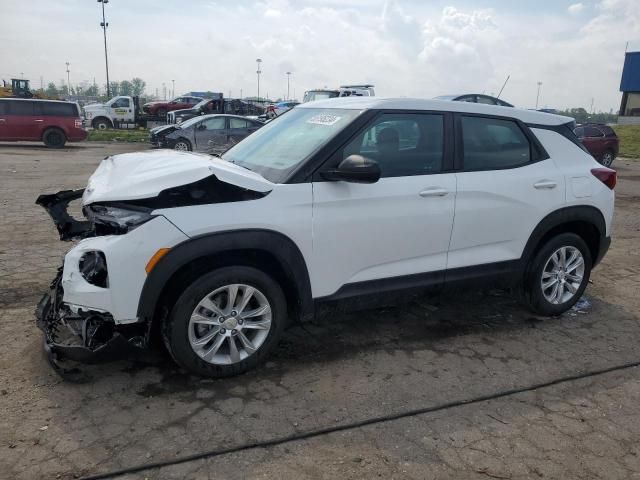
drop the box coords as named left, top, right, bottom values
left=171, top=79, right=175, bottom=99
left=162, top=83, right=166, bottom=100
left=65, top=62, right=71, bottom=94
left=98, top=0, right=111, bottom=98
left=535, top=81, right=543, bottom=109
left=286, top=71, right=291, bottom=100
left=256, top=58, right=262, bottom=102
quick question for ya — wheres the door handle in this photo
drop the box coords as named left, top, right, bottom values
left=419, top=187, right=449, bottom=197
left=34, top=119, right=44, bottom=123
left=534, top=180, right=557, bottom=189
left=0, top=118, right=6, bottom=123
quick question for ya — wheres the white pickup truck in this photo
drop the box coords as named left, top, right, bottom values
left=83, top=95, right=145, bottom=129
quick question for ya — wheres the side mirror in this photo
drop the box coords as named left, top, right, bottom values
left=197, top=124, right=207, bottom=130
left=321, top=154, right=381, bottom=184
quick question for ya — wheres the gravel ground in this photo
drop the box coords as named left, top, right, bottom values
left=1, top=142, right=639, bottom=479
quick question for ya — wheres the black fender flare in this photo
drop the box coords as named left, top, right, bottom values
left=520, top=205, right=607, bottom=267
left=137, top=229, right=313, bottom=324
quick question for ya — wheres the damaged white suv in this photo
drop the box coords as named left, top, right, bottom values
left=36, top=97, right=615, bottom=379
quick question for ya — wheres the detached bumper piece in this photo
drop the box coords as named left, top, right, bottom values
left=35, top=270, right=146, bottom=382
left=35, top=189, right=92, bottom=241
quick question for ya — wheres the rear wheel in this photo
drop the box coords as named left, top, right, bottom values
left=173, top=138, right=192, bottom=151
left=164, top=266, right=287, bottom=378
left=600, top=150, right=614, bottom=167
left=43, top=128, right=66, bottom=148
left=523, top=233, right=592, bottom=316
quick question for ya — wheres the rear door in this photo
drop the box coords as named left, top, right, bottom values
left=448, top=114, right=565, bottom=271
left=227, top=117, right=258, bottom=148
left=193, top=116, right=228, bottom=153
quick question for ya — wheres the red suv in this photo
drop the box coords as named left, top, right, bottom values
left=574, top=123, right=619, bottom=167
left=142, top=96, right=202, bottom=118
left=0, top=98, right=86, bottom=148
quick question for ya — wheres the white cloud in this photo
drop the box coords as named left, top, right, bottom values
left=0, top=0, right=637, bottom=110
left=568, top=3, right=584, bottom=15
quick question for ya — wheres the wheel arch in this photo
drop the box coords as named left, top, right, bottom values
left=521, top=206, right=607, bottom=271
left=41, top=125, right=66, bottom=140
left=137, top=229, right=314, bottom=332
left=92, top=116, right=113, bottom=129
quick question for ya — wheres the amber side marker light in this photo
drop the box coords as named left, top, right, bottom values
left=145, top=248, right=171, bottom=273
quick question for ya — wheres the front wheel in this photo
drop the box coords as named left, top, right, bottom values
left=523, top=233, right=592, bottom=316
left=164, top=266, right=287, bottom=378
left=173, top=138, right=192, bottom=151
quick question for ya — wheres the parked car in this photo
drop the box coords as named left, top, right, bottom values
left=36, top=97, right=615, bottom=379
left=434, top=94, right=514, bottom=107
left=150, top=114, right=263, bottom=154
left=142, top=96, right=202, bottom=118
left=265, top=101, right=299, bottom=118
left=167, top=98, right=224, bottom=125
left=574, top=123, right=619, bottom=167
left=303, top=85, right=375, bottom=103
left=0, top=98, right=86, bottom=148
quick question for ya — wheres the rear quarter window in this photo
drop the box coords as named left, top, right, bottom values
left=35, top=102, right=79, bottom=117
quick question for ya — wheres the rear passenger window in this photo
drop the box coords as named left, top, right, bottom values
left=37, top=102, right=78, bottom=117
left=0, top=101, right=7, bottom=115
left=229, top=118, right=249, bottom=129
left=584, top=126, right=604, bottom=138
left=342, top=113, right=444, bottom=177
left=461, top=116, right=531, bottom=170
left=9, top=101, right=34, bottom=115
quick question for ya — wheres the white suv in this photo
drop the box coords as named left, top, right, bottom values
left=36, top=97, right=615, bottom=379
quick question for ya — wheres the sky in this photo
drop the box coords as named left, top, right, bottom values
left=0, top=0, right=638, bottom=111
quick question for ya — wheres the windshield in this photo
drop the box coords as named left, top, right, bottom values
left=303, top=90, right=340, bottom=103
left=178, top=115, right=209, bottom=129
left=222, top=108, right=362, bottom=183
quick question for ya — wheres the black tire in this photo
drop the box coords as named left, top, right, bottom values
left=156, top=108, right=168, bottom=118
left=164, top=266, right=287, bottom=378
left=43, top=128, right=66, bottom=148
left=600, top=150, right=615, bottom=167
left=92, top=118, right=111, bottom=130
left=522, top=233, right=592, bottom=316
left=173, top=138, right=192, bottom=151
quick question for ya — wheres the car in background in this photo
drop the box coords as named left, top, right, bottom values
left=0, top=98, right=86, bottom=148
left=434, top=94, right=514, bottom=107
left=150, top=114, right=263, bottom=154
left=142, top=96, right=202, bottom=118
left=167, top=98, right=224, bottom=125
left=265, top=101, right=299, bottom=118
left=303, top=85, right=375, bottom=103
left=574, top=124, right=619, bottom=167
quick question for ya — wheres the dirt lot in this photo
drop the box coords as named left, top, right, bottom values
left=1, top=142, right=640, bottom=480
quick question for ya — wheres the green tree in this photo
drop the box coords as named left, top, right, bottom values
left=85, top=84, right=98, bottom=96
left=131, top=77, right=146, bottom=96
left=60, top=84, right=69, bottom=96
left=45, top=82, right=59, bottom=97
left=108, top=81, right=120, bottom=97
left=120, top=80, right=133, bottom=96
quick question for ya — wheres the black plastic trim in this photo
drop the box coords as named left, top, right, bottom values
left=137, top=229, right=313, bottom=324
left=527, top=122, right=591, bottom=155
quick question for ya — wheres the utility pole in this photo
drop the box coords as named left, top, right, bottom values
left=286, top=71, right=291, bottom=100
left=535, top=81, right=543, bottom=109
left=171, top=79, right=175, bottom=99
left=256, top=58, right=262, bottom=102
left=65, top=62, right=71, bottom=94
left=162, top=83, right=166, bottom=100
left=240, top=88, right=243, bottom=100
left=98, top=0, right=111, bottom=98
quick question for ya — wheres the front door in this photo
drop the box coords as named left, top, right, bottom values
left=194, top=116, right=228, bottom=153
left=312, top=112, right=456, bottom=298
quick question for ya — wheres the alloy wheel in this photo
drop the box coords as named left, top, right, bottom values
left=540, top=246, right=585, bottom=304
left=174, top=141, right=190, bottom=151
left=601, top=152, right=613, bottom=167
left=188, top=284, right=272, bottom=365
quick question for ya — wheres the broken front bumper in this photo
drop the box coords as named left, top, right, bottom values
left=35, top=269, right=146, bottom=380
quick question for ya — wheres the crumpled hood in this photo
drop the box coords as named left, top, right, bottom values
left=82, top=150, right=273, bottom=205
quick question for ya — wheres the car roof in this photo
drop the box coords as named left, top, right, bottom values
left=297, top=97, right=573, bottom=126
left=198, top=114, right=260, bottom=120
left=0, top=98, right=76, bottom=104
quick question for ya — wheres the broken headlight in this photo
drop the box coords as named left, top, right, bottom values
left=79, top=251, right=108, bottom=287
left=87, top=204, right=155, bottom=235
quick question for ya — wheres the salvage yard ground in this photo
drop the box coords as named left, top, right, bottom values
left=1, top=142, right=640, bottom=479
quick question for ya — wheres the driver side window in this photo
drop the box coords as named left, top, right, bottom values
left=200, top=117, right=226, bottom=130
left=341, top=113, right=444, bottom=178
left=112, top=98, right=130, bottom=108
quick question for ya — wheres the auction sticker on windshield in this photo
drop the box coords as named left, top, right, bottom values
left=306, top=114, right=342, bottom=126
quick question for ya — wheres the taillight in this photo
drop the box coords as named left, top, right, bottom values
left=591, top=167, right=616, bottom=190
left=75, top=119, right=82, bottom=128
